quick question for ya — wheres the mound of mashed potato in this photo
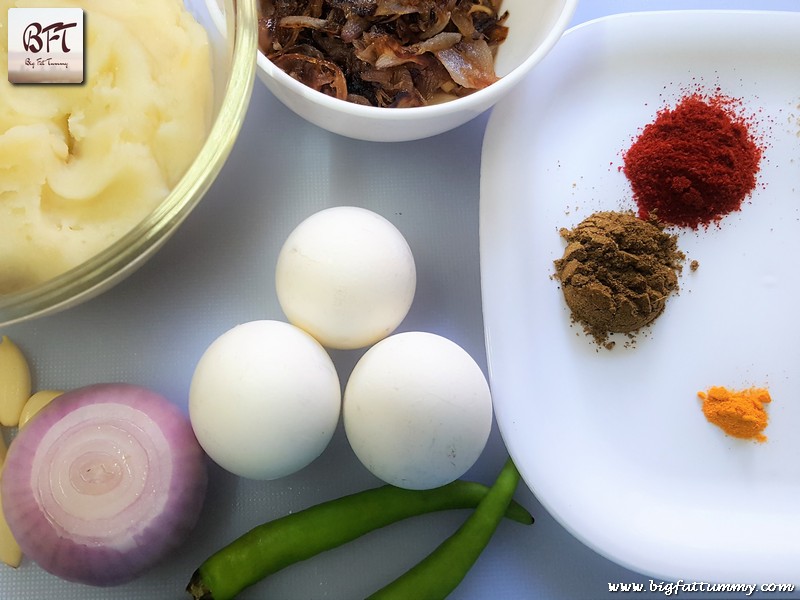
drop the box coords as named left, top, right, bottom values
left=0, top=0, right=213, bottom=293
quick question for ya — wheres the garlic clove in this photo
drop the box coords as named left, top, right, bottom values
left=0, top=337, right=32, bottom=427
left=0, top=435, right=22, bottom=568
left=19, top=390, right=63, bottom=429
left=0, top=494, right=22, bottom=568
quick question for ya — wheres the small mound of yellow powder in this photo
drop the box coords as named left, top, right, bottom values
left=697, top=386, right=771, bottom=443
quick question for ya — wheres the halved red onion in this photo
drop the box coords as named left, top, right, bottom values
left=0, top=383, right=207, bottom=586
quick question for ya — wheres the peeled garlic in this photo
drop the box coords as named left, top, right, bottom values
left=19, top=390, right=62, bottom=428
left=0, top=435, right=22, bottom=568
left=0, top=337, right=32, bottom=427
left=0, top=497, right=21, bottom=568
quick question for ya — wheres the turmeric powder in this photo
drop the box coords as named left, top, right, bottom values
left=697, top=386, right=771, bottom=442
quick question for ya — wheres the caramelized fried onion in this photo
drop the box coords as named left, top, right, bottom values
left=258, top=0, right=508, bottom=107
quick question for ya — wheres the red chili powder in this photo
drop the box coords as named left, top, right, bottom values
left=622, top=92, right=763, bottom=229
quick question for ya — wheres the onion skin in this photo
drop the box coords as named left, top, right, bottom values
left=0, top=383, right=208, bottom=586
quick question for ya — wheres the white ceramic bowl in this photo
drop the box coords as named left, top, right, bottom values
left=219, top=0, right=577, bottom=142
left=0, top=0, right=257, bottom=327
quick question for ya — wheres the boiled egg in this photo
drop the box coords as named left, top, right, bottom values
left=275, top=206, right=416, bottom=350
left=189, top=320, right=341, bottom=480
left=343, top=331, right=493, bottom=490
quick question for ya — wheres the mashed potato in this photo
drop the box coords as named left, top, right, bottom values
left=0, top=0, right=212, bottom=293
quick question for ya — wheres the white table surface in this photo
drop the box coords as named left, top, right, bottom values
left=3, top=1, right=800, bottom=599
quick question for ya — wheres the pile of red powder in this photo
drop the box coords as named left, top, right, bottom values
left=622, top=92, right=763, bottom=229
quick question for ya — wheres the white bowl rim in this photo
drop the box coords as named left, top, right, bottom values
left=245, top=0, right=578, bottom=120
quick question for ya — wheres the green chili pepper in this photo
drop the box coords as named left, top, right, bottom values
left=186, top=477, right=532, bottom=600
left=365, top=458, right=522, bottom=600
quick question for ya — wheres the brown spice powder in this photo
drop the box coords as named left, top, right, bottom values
left=554, top=211, right=684, bottom=347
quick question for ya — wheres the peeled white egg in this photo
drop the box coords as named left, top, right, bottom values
left=343, top=332, right=493, bottom=490
left=275, top=206, right=416, bottom=350
left=189, top=320, right=341, bottom=480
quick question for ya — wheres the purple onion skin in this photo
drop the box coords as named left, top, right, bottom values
left=1, top=383, right=208, bottom=586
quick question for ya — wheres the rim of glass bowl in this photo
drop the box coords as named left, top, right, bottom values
left=0, top=0, right=258, bottom=327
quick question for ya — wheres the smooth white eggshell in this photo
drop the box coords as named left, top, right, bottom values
left=189, top=320, right=341, bottom=480
left=275, top=206, right=416, bottom=350
left=343, top=332, right=493, bottom=490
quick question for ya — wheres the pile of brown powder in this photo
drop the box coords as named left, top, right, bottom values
left=554, top=211, right=685, bottom=347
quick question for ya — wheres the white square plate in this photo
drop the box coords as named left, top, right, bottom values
left=480, top=10, right=800, bottom=582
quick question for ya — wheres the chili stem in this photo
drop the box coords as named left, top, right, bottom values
left=187, top=477, right=532, bottom=600
left=365, top=458, right=521, bottom=600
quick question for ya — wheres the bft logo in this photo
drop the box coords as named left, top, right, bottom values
left=22, top=21, right=78, bottom=54
left=7, top=8, right=84, bottom=84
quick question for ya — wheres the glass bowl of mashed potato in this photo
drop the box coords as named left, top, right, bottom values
left=0, top=0, right=257, bottom=326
